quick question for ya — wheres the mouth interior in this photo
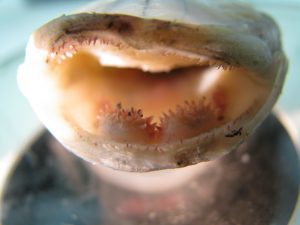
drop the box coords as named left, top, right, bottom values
left=54, top=51, right=270, bottom=145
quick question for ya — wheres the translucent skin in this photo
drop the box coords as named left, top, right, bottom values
left=18, top=0, right=287, bottom=171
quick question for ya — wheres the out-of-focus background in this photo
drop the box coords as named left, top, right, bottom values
left=0, top=0, right=300, bottom=161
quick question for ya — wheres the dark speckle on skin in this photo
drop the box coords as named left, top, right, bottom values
left=225, top=127, right=243, bottom=138
left=107, top=21, right=114, bottom=29
left=156, top=21, right=172, bottom=30
left=105, top=19, right=133, bottom=34
left=217, top=115, right=224, bottom=121
left=117, top=21, right=132, bottom=34
left=175, top=153, right=190, bottom=167
left=166, top=39, right=176, bottom=46
left=177, top=160, right=185, bottom=166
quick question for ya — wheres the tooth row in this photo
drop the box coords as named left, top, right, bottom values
left=47, top=44, right=78, bottom=64
left=160, top=99, right=217, bottom=122
left=97, top=103, right=159, bottom=134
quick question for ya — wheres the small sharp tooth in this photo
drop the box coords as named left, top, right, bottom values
left=162, top=112, right=169, bottom=119
left=168, top=110, right=175, bottom=116
left=65, top=51, right=73, bottom=58
left=60, top=55, right=66, bottom=60
left=49, top=52, right=56, bottom=59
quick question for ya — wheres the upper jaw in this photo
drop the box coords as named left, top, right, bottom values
left=33, top=13, right=277, bottom=76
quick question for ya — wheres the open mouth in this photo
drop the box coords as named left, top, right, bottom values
left=54, top=51, right=269, bottom=145
left=18, top=11, right=286, bottom=171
